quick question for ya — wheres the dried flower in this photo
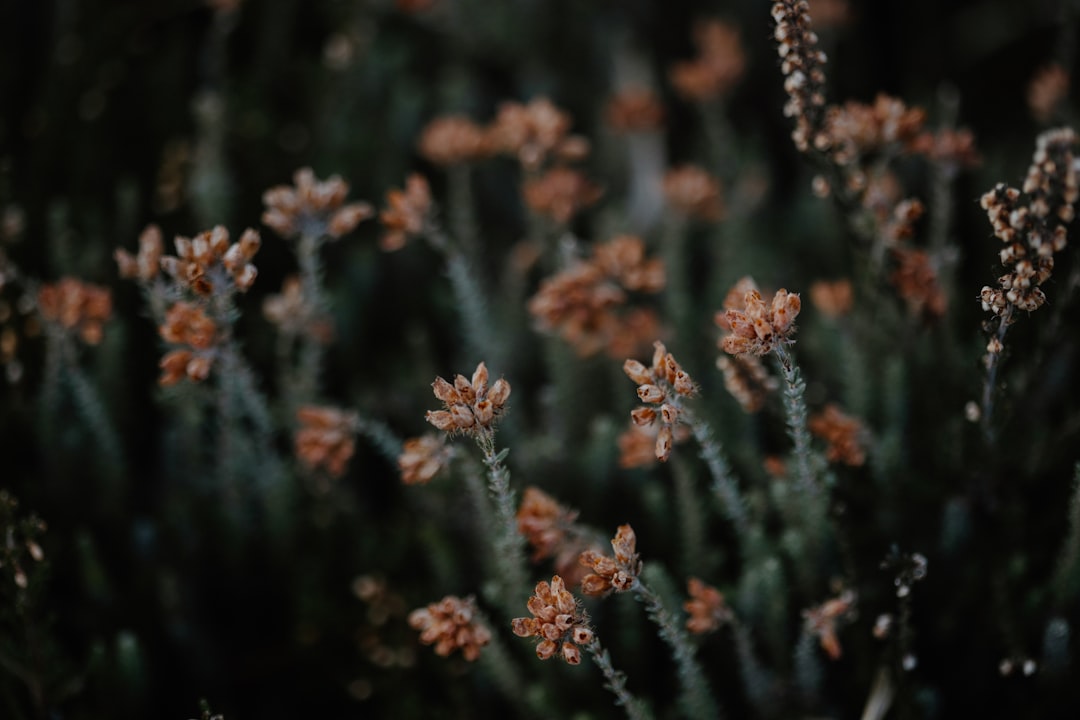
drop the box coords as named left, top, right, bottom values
left=662, top=165, right=725, bottom=222
left=716, top=277, right=801, bottom=356
left=36, top=277, right=112, bottom=345
left=159, top=225, right=261, bottom=296
left=379, top=174, right=433, bottom=252
left=487, top=98, right=587, bottom=170
left=294, top=405, right=359, bottom=478
left=591, top=235, right=665, bottom=293
left=522, top=167, right=603, bottom=225
left=716, top=354, right=777, bottom=413
left=511, top=575, right=594, bottom=664
left=1028, top=64, right=1070, bottom=124
left=417, top=115, right=493, bottom=166
left=809, top=279, right=853, bottom=318
left=579, top=525, right=642, bottom=596
left=890, top=246, right=946, bottom=320
left=262, top=167, right=373, bottom=241
left=115, top=224, right=164, bottom=283
left=803, top=589, right=856, bottom=660
left=425, top=362, right=511, bottom=434
left=669, top=19, right=746, bottom=103
left=623, top=341, right=696, bottom=462
left=910, top=128, right=980, bottom=175
left=604, top=87, right=666, bottom=132
left=808, top=404, right=867, bottom=466
left=158, top=301, right=218, bottom=385
left=772, top=0, right=830, bottom=152
left=979, top=128, right=1078, bottom=319
left=517, top=486, right=580, bottom=563
left=684, top=578, right=733, bottom=634
left=398, top=434, right=451, bottom=485
left=409, top=595, right=491, bottom=661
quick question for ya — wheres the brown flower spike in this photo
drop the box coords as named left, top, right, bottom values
left=716, top=277, right=801, bottom=357
left=398, top=434, right=452, bottom=485
left=511, top=575, right=594, bottom=664
left=409, top=595, right=492, bottom=661
left=294, top=405, right=359, bottom=478
left=425, top=362, right=511, bottom=434
left=623, top=341, right=696, bottom=462
left=684, top=577, right=733, bottom=635
left=579, top=524, right=642, bottom=596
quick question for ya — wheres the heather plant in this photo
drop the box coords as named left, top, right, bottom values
left=3, top=0, right=1080, bottom=719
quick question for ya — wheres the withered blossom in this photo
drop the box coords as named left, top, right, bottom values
left=623, top=341, right=696, bottom=462
left=379, top=174, right=433, bottom=252
left=294, top=405, right=359, bottom=478
left=417, top=115, right=492, bottom=166
left=716, top=277, right=801, bottom=357
left=408, top=595, right=491, bottom=661
left=262, top=167, right=373, bottom=240
left=662, top=165, right=725, bottom=222
left=511, top=575, right=594, bottom=664
left=522, top=167, right=603, bottom=225
left=398, top=434, right=451, bottom=485
left=808, top=404, right=867, bottom=466
left=425, top=362, right=511, bottom=434
left=579, top=524, right=642, bottom=596
left=36, top=278, right=112, bottom=346
left=158, top=302, right=217, bottom=386
left=684, top=578, right=733, bottom=634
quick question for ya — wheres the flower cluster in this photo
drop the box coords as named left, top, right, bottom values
left=417, top=115, right=493, bottom=166
left=511, top=575, right=594, bottom=664
left=487, top=97, right=589, bottom=171
left=517, top=486, right=580, bottom=563
left=36, top=277, right=112, bottom=346
left=425, top=362, right=511, bottom=434
left=669, top=19, right=746, bottom=104
left=529, top=235, right=664, bottom=357
left=579, top=524, right=642, bottom=596
left=980, top=127, right=1078, bottom=318
left=623, top=341, right=696, bottom=462
left=158, top=302, right=218, bottom=385
left=397, top=434, right=452, bottom=485
left=716, top=277, right=801, bottom=357
left=604, top=87, right=665, bottom=133
left=890, top=246, right=947, bottom=320
left=803, top=589, right=856, bottom=660
left=115, top=224, right=164, bottom=283
left=408, top=595, right=492, bottom=662
left=379, top=174, right=433, bottom=252
left=262, top=275, right=330, bottom=342
left=522, top=167, right=604, bottom=225
left=716, top=354, right=777, bottom=413
left=662, top=165, right=725, bottom=222
left=808, top=279, right=853, bottom=319
left=822, top=94, right=926, bottom=167
left=1028, top=64, right=1070, bottom=124
left=294, top=405, right=359, bottom=478
left=684, top=577, right=733, bottom=635
left=261, top=167, right=373, bottom=240
left=158, top=225, right=261, bottom=296
left=808, top=404, right=867, bottom=466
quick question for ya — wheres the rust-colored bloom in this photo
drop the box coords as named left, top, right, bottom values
left=889, top=247, right=946, bottom=321
left=294, top=405, right=359, bottom=477
left=623, top=341, right=696, bottom=462
left=716, top=277, right=801, bottom=357
left=379, top=174, right=433, bottom=251
left=809, top=279, right=853, bottom=319
left=262, top=167, right=373, bottom=240
left=158, top=301, right=217, bottom=386
left=1028, top=64, right=1070, bottom=124
left=604, top=87, right=666, bottom=132
left=684, top=577, right=733, bottom=634
left=417, top=115, right=492, bottom=166
left=662, top=165, right=725, bottom=222
left=803, top=589, right=856, bottom=660
left=517, top=486, right=579, bottom=563
left=522, top=167, right=603, bottom=225
left=408, top=595, right=491, bottom=661
left=808, top=404, right=867, bottom=466
left=159, top=225, right=261, bottom=296
left=398, top=434, right=451, bottom=485
left=425, top=362, right=511, bottom=434
left=487, top=97, right=587, bottom=170
left=115, top=224, right=164, bottom=283
left=910, top=128, right=980, bottom=174
left=511, top=575, right=594, bottom=664
left=36, top=277, right=112, bottom=345
left=592, top=235, right=665, bottom=293
left=669, top=19, right=746, bottom=103
left=579, top=524, right=642, bottom=596
left=716, top=354, right=777, bottom=413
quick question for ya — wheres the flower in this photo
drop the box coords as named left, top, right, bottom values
left=669, top=19, right=746, bottom=103
left=158, top=302, right=218, bottom=385
left=511, top=575, right=594, bottom=664
left=522, top=167, right=603, bottom=225
left=115, top=224, right=164, bottom=282
left=716, top=354, right=777, bottom=413
left=262, top=167, right=373, bottom=240
left=487, top=97, right=588, bottom=170
left=604, top=87, right=665, bottom=132
left=379, top=174, right=433, bottom=251
left=398, top=434, right=452, bottom=485
left=623, top=341, right=696, bottom=462
left=808, top=279, right=853, bottom=319
left=579, top=524, right=642, bottom=596
left=803, top=589, right=856, bottom=660
left=36, top=277, right=112, bottom=345
left=684, top=578, right=733, bottom=634
left=159, top=225, right=261, bottom=296
left=417, top=115, right=492, bottom=166
left=808, top=404, right=867, bottom=466
left=517, top=486, right=580, bottom=563
left=425, top=362, right=511, bottom=434
left=716, top=277, right=801, bottom=356
left=662, top=165, right=725, bottom=222
left=294, top=405, right=359, bottom=477
left=409, top=595, right=492, bottom=661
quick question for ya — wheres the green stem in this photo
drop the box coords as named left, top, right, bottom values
left=772, top=344, right=818, bottom=499
left=475, top=428, right=528, bottom=618
left=980, top=308, right=1012, bottom=447
left=586, top=640, right=655, bottom=720
left=681, top=406, right=749, bottom=541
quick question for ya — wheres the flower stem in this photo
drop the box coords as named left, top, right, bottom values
left=586, top=639, right=655, bottom=720
left=475, top=428, right=528, bottom=618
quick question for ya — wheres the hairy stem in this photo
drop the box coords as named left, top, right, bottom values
left=586, top=639, right=655, bottom=720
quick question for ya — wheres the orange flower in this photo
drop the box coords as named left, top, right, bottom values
left=716, top=277, right=801, bottom=357
left=379, top=174, right=432, bottom=251
left=417, top=115, right=492, bottom=166
left=579, top=525, right=641, bottom=596
left=808, top=404, right=867, bottom=466
left=511, top=575, right=594, bottom=664
left=409, top=595, right=491, bottom=661
left=157, top=302, right=218, bottom=386
left=623, top=341, right=696, bottom=462
left=604, top=87, right=665, bottom=132
left=159, top=225, right=261, bottom=296
left=262, top=167, right=373, bottom=240
left=115, top=224, right=164, bottom=282
left=684, top=578, right=733, bottom=634
left=662, top=165, right=725, bottom=222
left=294, top=405, right=359, bottom=477
left=803, top=589, right=856, bottom=660
left=522, top=167, right=603, bottom=225
left=398, top=434, right=451, bottom=485
left=36, top=277, right=112, bottom=346
left=425, top=362, right=511, bottom=434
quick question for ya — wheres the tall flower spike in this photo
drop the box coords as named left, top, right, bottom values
left=511, top=575, right=594, bottom=664
left=623, top=341, right=696, bottom=461
left=425, top=361, right=511, bottom=435
left=772, top=0, right=829, bottom=153
left=579, top=524, right=642, bottom=596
